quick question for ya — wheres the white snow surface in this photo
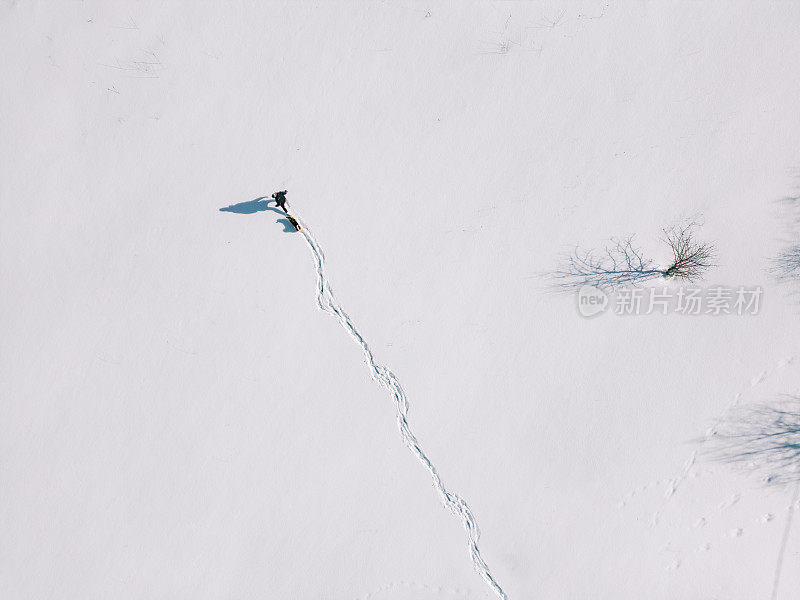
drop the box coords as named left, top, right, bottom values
left=3, top=2, right=800, bottom=599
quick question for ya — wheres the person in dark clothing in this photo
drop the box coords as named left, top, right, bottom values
left=272, top=190, right=288, bottom=213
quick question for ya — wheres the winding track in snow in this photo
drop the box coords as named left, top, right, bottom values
left=291, top=211, right=508, bottom=600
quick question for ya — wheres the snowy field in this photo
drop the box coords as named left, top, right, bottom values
left=3, top=2, right=800, bottom=599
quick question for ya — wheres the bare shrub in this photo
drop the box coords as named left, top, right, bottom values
left=660, top=224, right=717, bottom=281
left=551, top=222, right=716, bottom=291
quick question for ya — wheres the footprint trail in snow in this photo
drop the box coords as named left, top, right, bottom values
left=292, top=212, right=508, bottom=600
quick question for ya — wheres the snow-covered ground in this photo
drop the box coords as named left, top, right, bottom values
left=3, top=2, right=800, bottom=599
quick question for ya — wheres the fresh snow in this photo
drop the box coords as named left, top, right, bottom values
left=3, top=2, right=800, bottom=599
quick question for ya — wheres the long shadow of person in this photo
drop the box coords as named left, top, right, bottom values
left=219, top=197, right=296, bottom=232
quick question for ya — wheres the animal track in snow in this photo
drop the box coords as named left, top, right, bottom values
left=617, top=478, right=670, bottom=508
left=632, top=357, right=797, bottom=524
left=665, top=452, right=697, bottom=499
left=650, top=453, right=696, bottom=527
left=616, top=354, right=799, bottom=572
left=718, top=493, right=741, bottom=510
left=355, top=580, right=472, bottom=600
left=292, top=213, right=507, bottom=600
